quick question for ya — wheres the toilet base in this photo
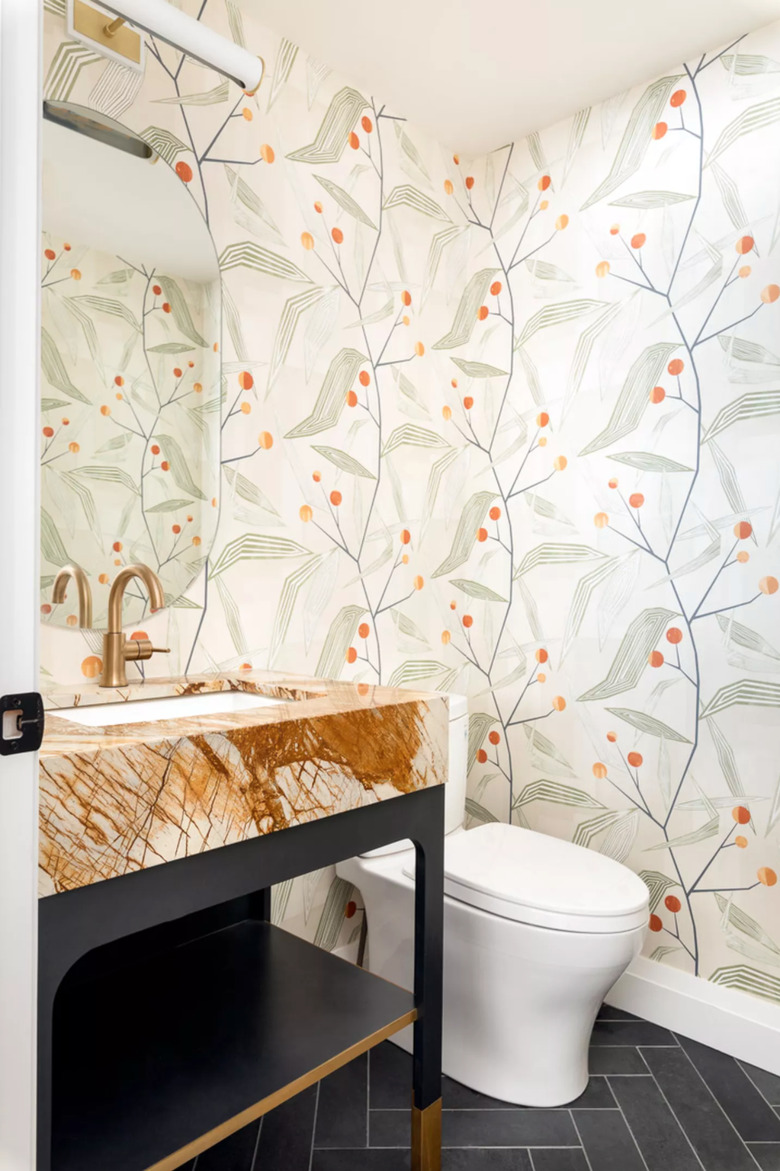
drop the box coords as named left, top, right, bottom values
left=340, top=849, right=645, bottom=1108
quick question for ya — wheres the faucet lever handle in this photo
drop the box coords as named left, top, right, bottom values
left=151, top=647, right=170, bottom=655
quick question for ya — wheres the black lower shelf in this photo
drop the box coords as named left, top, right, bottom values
left=51, top=920, right=416, bottom=1171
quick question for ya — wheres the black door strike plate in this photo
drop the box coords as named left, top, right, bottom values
left=0, top=692, right=44, bottom=756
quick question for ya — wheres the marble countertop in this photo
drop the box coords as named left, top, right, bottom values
left=39, top=671, right=449, bottom=898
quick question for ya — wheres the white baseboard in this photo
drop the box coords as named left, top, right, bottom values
left=605, top=956, right=780, bottom=1076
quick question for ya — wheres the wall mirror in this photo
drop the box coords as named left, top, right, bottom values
left=40, top=102, right=221, bottom=631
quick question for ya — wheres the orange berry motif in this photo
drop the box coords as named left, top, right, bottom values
left=593, top=763, right=608, bottom=779
left=462, top=614, right=473, bottom=628
left=628, top=752, right=643, bottom=767
left=665, top=895, right=682, bottom=913
left=648, top=651, right=664, bottom=668
left=736, top=235, right=755, bottom=255
left=652, top=122, right=667, bottom=139
left=631, top=233, right=646, bottom=249
left=670, top=89, right=687, bottom=107
left=666, top=627, right=683, bottom=644
left=650, top=386, right=665, bottom=404
left=668, top=358, right=685, bottom=375
left=758, top=868, right=777, bottom=886
left=649, top=914, right=663, bottom=932
left=733, top=806, right=751, bottom=824
left=358, top=623, right=370, bottom=639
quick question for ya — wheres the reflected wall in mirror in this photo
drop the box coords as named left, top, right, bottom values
left=40, top=103, right=222, bottom=631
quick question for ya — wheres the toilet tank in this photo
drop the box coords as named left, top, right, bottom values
left=360, top=692, right=469, bottom=857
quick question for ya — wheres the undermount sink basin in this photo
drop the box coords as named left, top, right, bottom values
left=53, top=690, right=288, bottom=728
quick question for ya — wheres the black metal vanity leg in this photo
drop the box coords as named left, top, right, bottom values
left=248, top=887, right=272, bottom=922
left=411, top=785, right=445, bottom=1171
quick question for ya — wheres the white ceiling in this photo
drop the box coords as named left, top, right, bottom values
left=254, top=0, right=780, bottom=154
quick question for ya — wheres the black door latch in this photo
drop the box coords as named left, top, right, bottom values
left=0, top=692, right=45, bottom=756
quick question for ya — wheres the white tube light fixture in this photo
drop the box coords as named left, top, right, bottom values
left=68, top=0, right=264, bottom=94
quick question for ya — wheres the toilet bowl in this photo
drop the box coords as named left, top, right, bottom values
left=336, top=695, right=649, bottom=1107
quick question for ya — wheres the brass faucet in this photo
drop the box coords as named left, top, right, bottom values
left=100, top=564, right=170, bottom=688
left=52, top=564, right=93, bottom=628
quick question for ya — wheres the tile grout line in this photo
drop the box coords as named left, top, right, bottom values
left=569, top=1111, right=595, bottom=1171
left=608, top=1089, right=652, bottom=1171
left=307, top=1082, right=321, bottom=1171
left=248, top=1116, right=263, bottom=1171
left=619, top=1053, right=707, bottom=1171
left=667, top=1037, right=765, bottom=1170
left=737, top=1059, right=780, bottom=1112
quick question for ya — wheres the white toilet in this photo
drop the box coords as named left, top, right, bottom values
left=336, top=695, right=650, bottom=1107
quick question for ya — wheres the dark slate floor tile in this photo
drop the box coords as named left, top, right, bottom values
left=370, top=1042, right=412, bottom=1109
left=529, top=1151, right=591, bottom=1171
left=442, top=1075, right=518, bottom=1109
left=196, top=1119, right=260, bottom=1170
left=312, top=1151, right=410, bottom=1171
left=677, top=1035, right=780, bottom=1143
left=597, top=1005, right=641, bottom=1022
left=590, top=1020, right=677, bottom=1047
left=739, top=1062, right=780, bottom=1107
left=589, top=1047, right=650, bottom=1076
left=748, top=1144, right=780, bottom=1170
left=443, top=1110, right=578, bottom=1148
left=573, top=1109, right=646, bottom=1170
left=608, top=1070, right=701, bottom=1170
left=641, top=1045, right=757, bottom=1171
left=569, top=1077, right=616, bottom=1109
left=370, top=1108, right=578, bottom=1149
left=314, top=1052, right=368, bottom=1148
left=370, top=1110, right=410, bottom=1148
left=254, top=1084, right=318, bottom=1171
left=443, top=1151, right=532, bottom=1170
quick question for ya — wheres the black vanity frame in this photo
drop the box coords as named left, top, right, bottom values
left=38, top=784, right=444, bottom=1171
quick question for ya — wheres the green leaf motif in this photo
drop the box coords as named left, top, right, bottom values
left=608, top=452, right=693, bottom=473
left=718, top=335, right=780, bottom=365
left=266, top=38, right=298, bottom=111
left=564, top=303, right=623, bottom=415
left=311, top=445, right=376, bottom=479
left=315, top=174, right=376, bottom=229
left=210, top=534, right=311, bottom=578
left=709, top=965, right=780, bottom=1005
left=267, top=287, right=331, bottom=392
left=605, top=706, right=691, bottom=743
left=639, top=869, right=680, bottom=912
left=581, top=74, right=682, bottom=209
left=719, top=54, right=780, bottom=75
left=703, top=390, right=780, bottom=443
left=155, top=434, right=206, bottom=500
left=608, top=191, right=695, bottom=208
left=421, top=226, right=465, bottom=306
left=145, top=498, right=195, bottom=514
left=716, top=613, right=780, bottom=661
left=286, top=87, right=368, bottom=164
left=515, top=781, right=604, bottom=809
left=712, top=163, right=750, bottom=233
left=285, top=348, right=366, bottom=438
left=517, top=299, right=604, bottom=348
left=464, top=799, right=499, bottom=824
left=383, top=185, right=451, bottom=222
left=432, top=490, right=497, bottom=578
left=219, top=241, right=312, bottom=283
left=315, top=604, right=366, bottom=678
left=645, top=815, right=719, bottom=851
left=72, top=294, right=141, bottom=333
left=450, top=358, right=508, bottom=379
left=154, top=81, right=229, bottom=106
left=579, top=607, right=678, bottom=701
left=40, top=508, right=70, bottom=567
left=706, top=96, right=780, bottom=168
left=386, top=660, right=448, bottom=689
left=269, top=555, right=322, bottom=663
left=573, top=810, right=627, bottom=849
left=561, top=558, right=621, bottom=660
left=383, top=425, right=449, bottom=456
left=467, top=712, right=497, bottom=772
left=449, top=579, right=508, bottom=603
left=40, top=328, right=90, bottom=402
left=147, top=342, right=196, bottom=354
left=580, top=342, right=679, bottom=455
left=514, top=543, right=605, bottom=578
left=714, top=893, right=780, bottom=956
left=433, top=269, right=498, bottom=350
left=139, top=126, right=190, bottom=165
left=224, top=465, right=281, bottom=518
left=701, top=680, right=780, bottom=719
left=72, top=466, right=139, bottom=494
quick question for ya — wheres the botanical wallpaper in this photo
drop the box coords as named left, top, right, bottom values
left=41, top=0, right=780, bottom=999
left=40, top=236, right=220, bottom=629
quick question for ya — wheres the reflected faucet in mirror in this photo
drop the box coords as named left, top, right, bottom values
left=52, top=564, right=93, bottom=629
left=101, top=564, right=170, bottom=688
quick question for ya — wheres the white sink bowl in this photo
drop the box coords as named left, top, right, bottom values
left=53, top=690, right=287, bottom=728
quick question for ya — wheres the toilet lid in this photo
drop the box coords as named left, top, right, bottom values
left=418, top=823, right=648, bottom=933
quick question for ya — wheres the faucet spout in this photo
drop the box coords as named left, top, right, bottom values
left=101, top=563, right=169, bottom=688
left=52, top=564, right=93, bottom=628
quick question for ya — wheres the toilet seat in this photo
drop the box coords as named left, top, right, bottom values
left=404, top=822, right=649, bottom=933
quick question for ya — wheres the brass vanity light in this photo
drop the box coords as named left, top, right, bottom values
left=52, top=564, right=93, bottom=629
left=101, top=564, right=170, bottom=688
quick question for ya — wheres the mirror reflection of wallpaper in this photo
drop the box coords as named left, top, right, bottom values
left=40, top=235, right=221, bottom=628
